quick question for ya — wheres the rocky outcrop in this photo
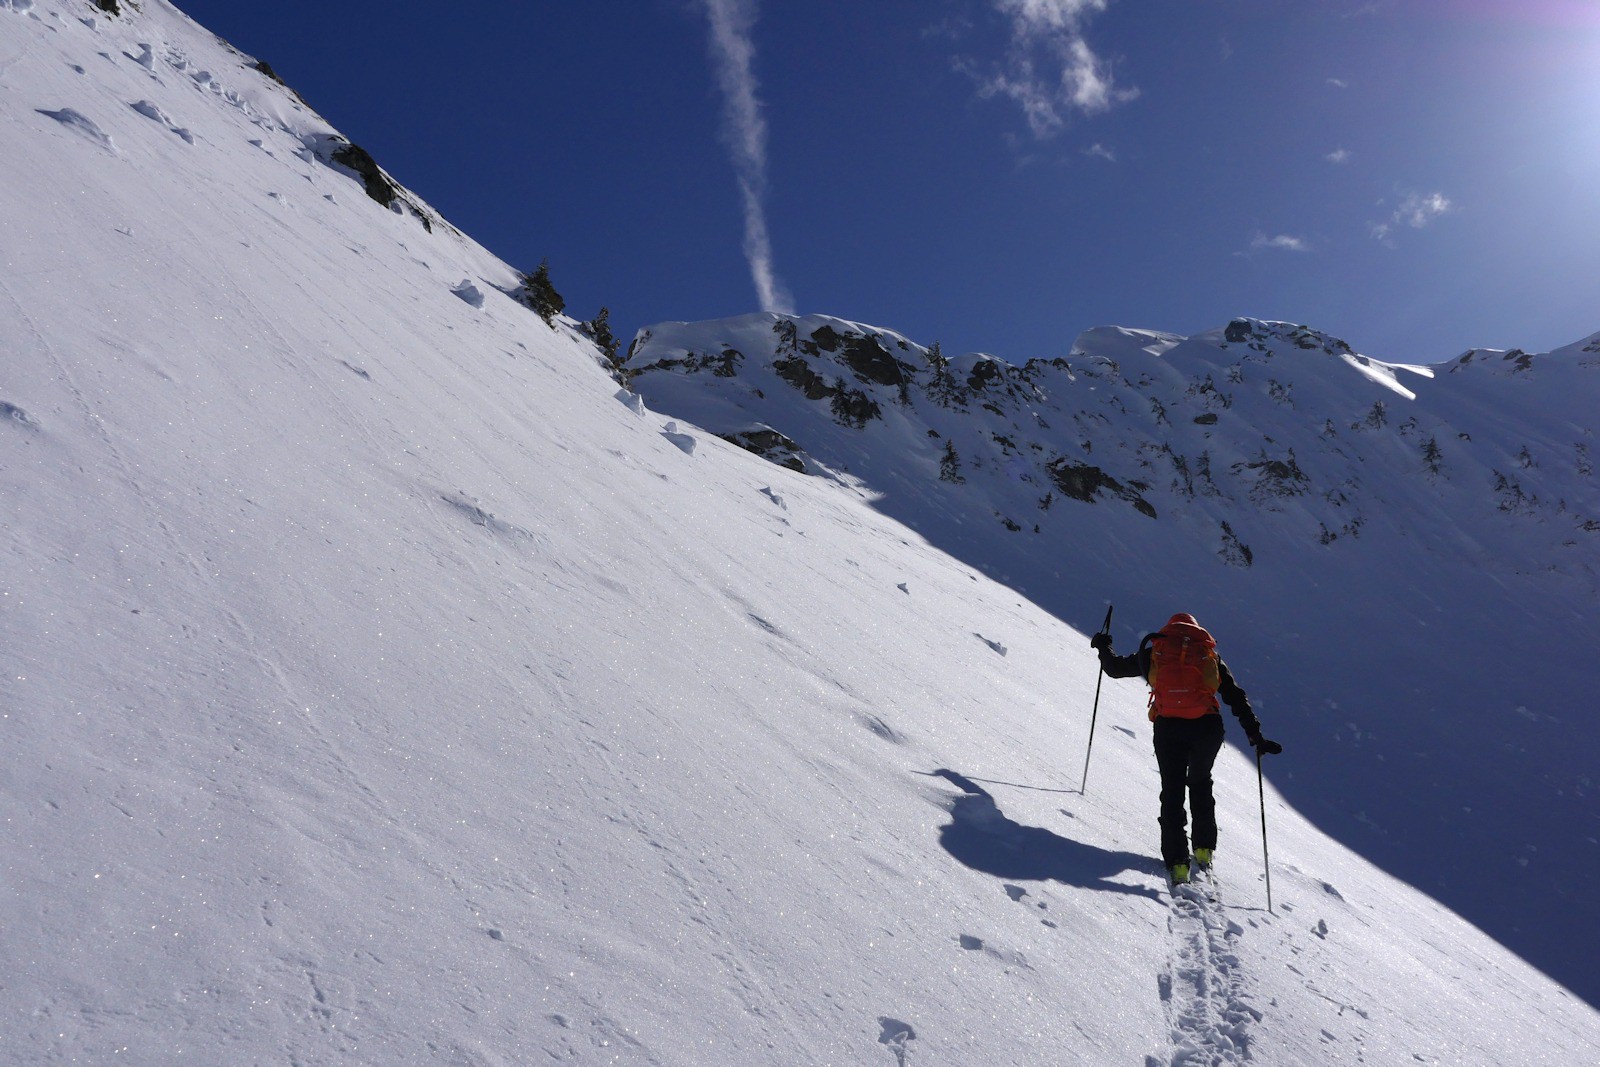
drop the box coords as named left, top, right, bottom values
left=1046, top=458, right=1157, bottom=519
left=304, top=134, right=435, bottom=232
left=720, top=426, right=809, bottom=472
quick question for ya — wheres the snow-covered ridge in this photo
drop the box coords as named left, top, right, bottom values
left=628, top=312, right=1599, bottom=571
left=4, top=1, right=1599, bottom=1062
left=627, top=309, right=1600, bottom=1005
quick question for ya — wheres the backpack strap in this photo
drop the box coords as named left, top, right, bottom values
left=1139, top=633, right=1159, bottom=718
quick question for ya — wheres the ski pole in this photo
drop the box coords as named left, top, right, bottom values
left=1257, top=749, right=1274, bottom=914
left=1080, top=604, right=1113, bottom=794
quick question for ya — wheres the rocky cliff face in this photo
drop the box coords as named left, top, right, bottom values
left=627, top=312, right=1600, bottom=585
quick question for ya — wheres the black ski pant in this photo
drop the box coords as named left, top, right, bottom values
left=1152, top=714, right=1226, bottom=868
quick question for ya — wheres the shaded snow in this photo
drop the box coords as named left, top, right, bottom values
left=626, top=309, right=1600, bottom=1006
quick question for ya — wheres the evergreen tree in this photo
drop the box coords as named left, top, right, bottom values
left=925, top=342, right=966, bottom=408
left=939, top=441, right=965, bottom=483
left=522, top=259, right=565, bottom=325
left=1422, top=436, right=1445, bottom=476
left=1219, top=520, right=1254, bottom=567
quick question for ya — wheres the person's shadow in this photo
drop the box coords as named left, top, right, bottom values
left=929, top=769, right=1160, bottom=901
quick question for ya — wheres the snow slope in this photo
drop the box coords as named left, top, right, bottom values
left=2, top=2, right=1597, bottom=1063
left=627, top=310, right=1600, bottom=1008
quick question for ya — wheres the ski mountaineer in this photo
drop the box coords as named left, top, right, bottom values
left=1090, top=614, right=1281, bottom=886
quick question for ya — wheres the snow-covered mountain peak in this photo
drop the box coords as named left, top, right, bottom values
left=1071, top=323, right=1185, bottom=362
left=627, top=310, right=1597, bottom=564
left=1452, top=332, right=1600, bottom=376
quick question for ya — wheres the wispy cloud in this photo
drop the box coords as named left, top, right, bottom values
left=1083, top=142, right=1116, bottom=161
left=1326, top=147, right=1352, bottom=164
left=1371, top=191, right=1453, bottom=241
left=1327, top=77, right=1349, bottom=89
left=923, top=14, right=974, bottom=41
left=970, top=0, right=1137, bottom=137
left=698, top=0, right=794, bottom=314
left=1251, top=233, right=1311, bottom=253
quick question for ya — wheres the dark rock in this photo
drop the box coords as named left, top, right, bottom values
left=809, top=325, right=845, bottom=352
left=1046, top=458, right=1157, bottom=518
left=312, top=136, right=435, bottom=232
left=773, top=355, right=835, bottom=401
left=966, top=359, right=1000, bottom=391
left=840, top=333, right=911, bottom=388
left=1232, top=451, right=1310, bottom=505
left=830, top=383, right=881, bottom=428
left=252, top=60, right=314, bottom=110
left=648, top=348, right=742, bottom=378
left=720, top=426, right=808, bottom=473
left=330, top=141, right=399, bottom=208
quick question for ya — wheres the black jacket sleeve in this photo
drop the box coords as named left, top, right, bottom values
left=1096, top=642, right=1148, bottom=680
left=1217, top=659, right=1262, bottom=739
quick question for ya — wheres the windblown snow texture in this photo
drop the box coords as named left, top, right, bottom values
left=1, top=1, right=1597, bottom=1063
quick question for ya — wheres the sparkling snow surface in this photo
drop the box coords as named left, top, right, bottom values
left=2, top=2, right=1597, bottom=1064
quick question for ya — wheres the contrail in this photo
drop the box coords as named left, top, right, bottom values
left=698, top=0, right=795, bottom=314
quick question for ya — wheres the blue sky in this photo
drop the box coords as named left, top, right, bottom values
left=175, top=0, right=1599, bottom=363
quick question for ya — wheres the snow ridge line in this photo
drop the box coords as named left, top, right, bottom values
left=1155, top=877, right=1261, bottom=1066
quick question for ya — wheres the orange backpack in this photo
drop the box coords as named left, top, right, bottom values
left=1144, top=615, right=1221, bottom=721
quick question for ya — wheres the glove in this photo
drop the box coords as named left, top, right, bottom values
left=1089, top=632, right=1111, bottom=651
left=1252, top=737, right=1283, bottom=756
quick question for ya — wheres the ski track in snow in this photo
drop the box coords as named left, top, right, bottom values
left=1157, top=876, right=1261, bottom=1065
